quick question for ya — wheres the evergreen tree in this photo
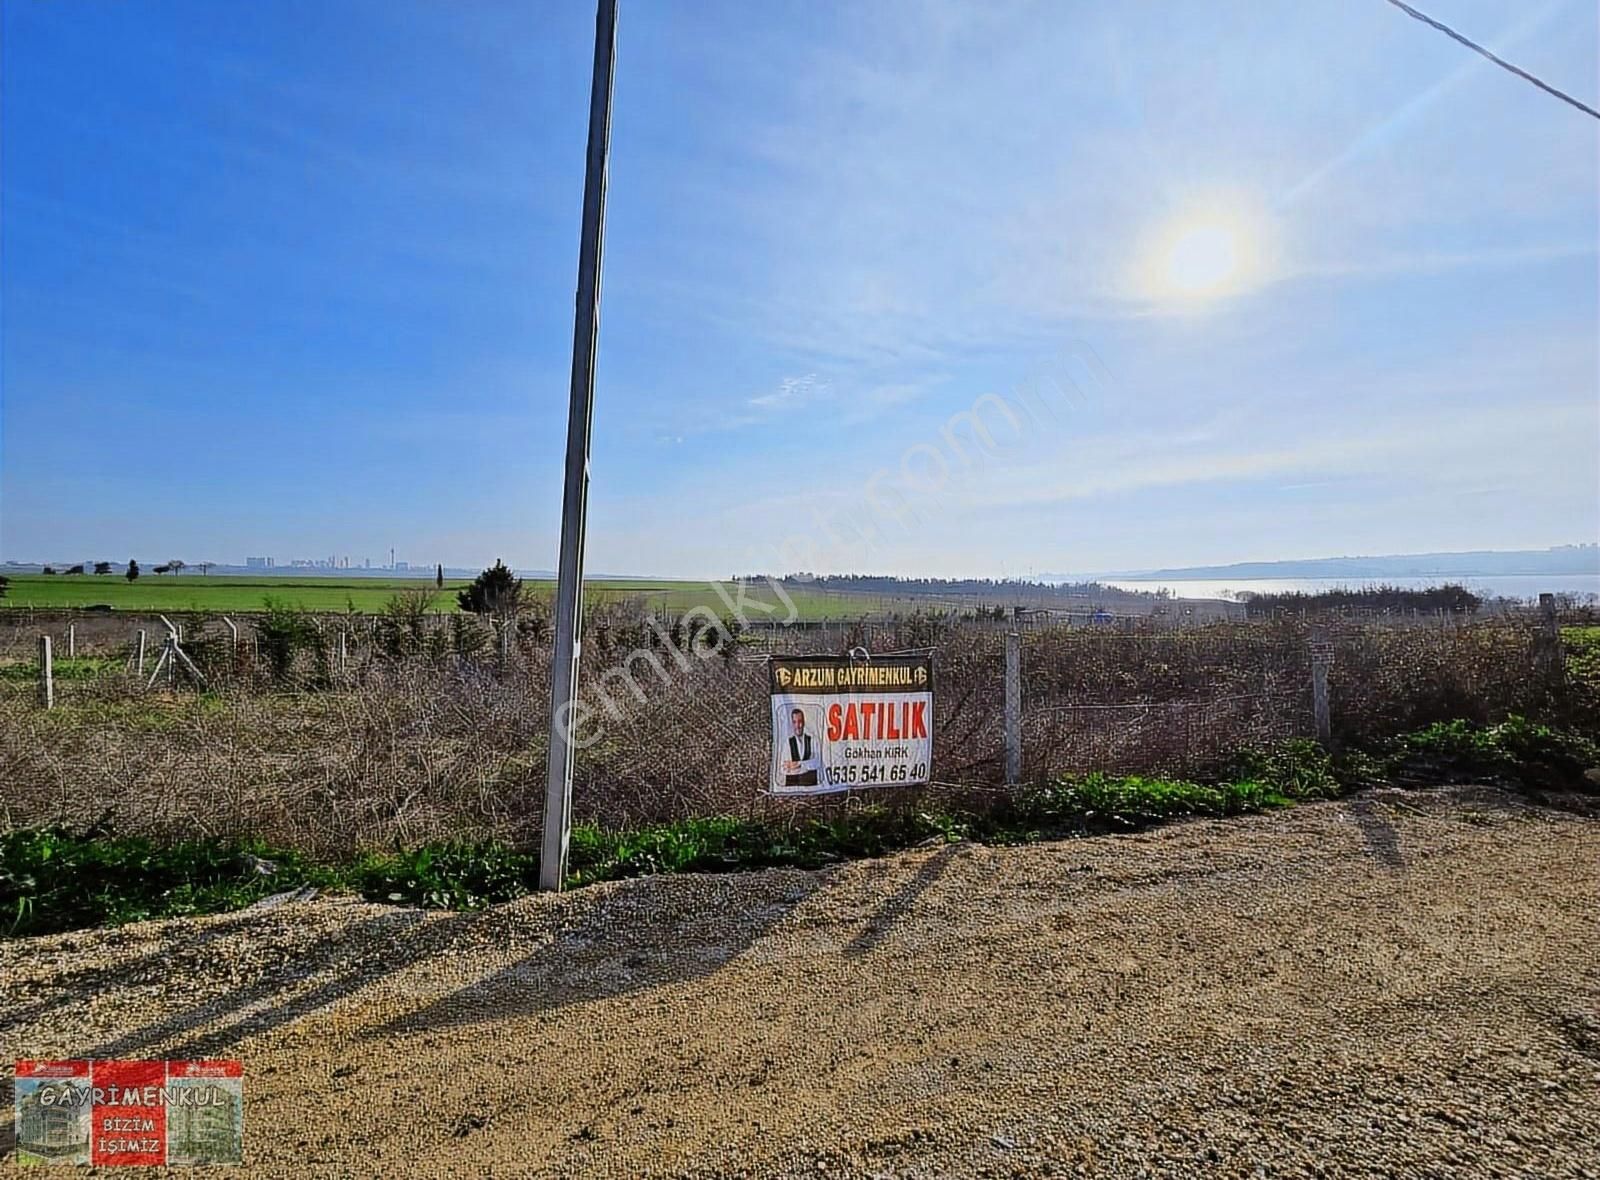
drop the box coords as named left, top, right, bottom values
left=436, top=563, right=444, bottom=589
left=126, top=560, right=140, bottom=582
left=457, top=560, right=523, bottom=617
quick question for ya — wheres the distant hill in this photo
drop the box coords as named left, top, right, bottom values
left=1079, top=545, right=1600, bottom=582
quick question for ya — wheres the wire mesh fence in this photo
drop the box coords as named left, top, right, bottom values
left=0, top=607, right=1582, bottom=855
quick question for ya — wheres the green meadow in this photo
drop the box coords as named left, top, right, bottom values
left=0, top=573, right=937, bottom=621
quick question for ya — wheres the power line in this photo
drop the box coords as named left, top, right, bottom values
left=1382, top=0, right=1599, bottom=121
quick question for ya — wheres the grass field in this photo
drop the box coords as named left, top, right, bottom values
left=0, top=573, right=942, bottom=620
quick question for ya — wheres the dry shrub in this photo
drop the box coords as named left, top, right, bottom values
left=1323, top=617, right=1553, bottom=740
left=0, top=660, right=548, bottom=857
left=0, top=613, right=1574, bottom=855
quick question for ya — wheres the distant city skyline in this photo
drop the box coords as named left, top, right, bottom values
left=2, top=1, right=1595, bottom=576
left=2, top=541, right=1595, bottom=588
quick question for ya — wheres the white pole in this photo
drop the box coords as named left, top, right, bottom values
left=1004, top=631, right=1022, bottom=784
left=542, top=0, right=617, bottom=893
left=39, top=635, right=54, bottom=710
left=135, top=629, right=147, bottom=676
left=67, top=623, right=75, bottom=660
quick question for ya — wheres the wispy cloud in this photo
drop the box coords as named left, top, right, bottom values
left=748, top=373, right=829, bottom=409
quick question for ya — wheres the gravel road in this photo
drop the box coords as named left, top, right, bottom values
left=4, top=785, right=1599, bottom=1178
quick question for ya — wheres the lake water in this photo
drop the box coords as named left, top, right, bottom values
left=1100, top=574, right=1600, bottom=603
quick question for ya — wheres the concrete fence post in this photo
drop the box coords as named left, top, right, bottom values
left=338, top=630, right=348, bottom=674
left=135, top=629, right=147, bottom=677
left=39, top=635, right=54, bottom=710
left=1536, top=592, right=1564, bottom=687
left=1310, top=641, right=1333, bottom=747
left=67, top=623, right=76, bottom=660
left=1004, top=630, right=1022, bottom=784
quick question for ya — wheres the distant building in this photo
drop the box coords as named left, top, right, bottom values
left=165, top=1081, right=242, bottom=1166
left=16, top=1082, right=90, bottom=1161
left=395, top=561, right=410, bottom=571
left=245, top=557, right=275, bottom=569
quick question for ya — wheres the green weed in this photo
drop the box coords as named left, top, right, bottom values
left=351, top=842, right=539, bottom=910
left=0, top=826, right=335, bottom=938
left=5, top=720, right=1596, bottom=938
left=1387, top=716, right=1600, bottom=790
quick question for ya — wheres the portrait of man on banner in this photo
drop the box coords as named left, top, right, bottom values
left=780, top=705, right=823, bottom=788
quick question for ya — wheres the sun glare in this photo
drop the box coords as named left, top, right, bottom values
left=1164, top=222, right=1242, bottom=296
left=1136, top=203, right=1271, bottom=305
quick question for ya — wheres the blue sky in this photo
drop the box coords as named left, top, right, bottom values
left=2, top=0, right=1595, bottom=577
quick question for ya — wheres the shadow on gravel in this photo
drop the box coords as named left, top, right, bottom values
left=843, top=844, right=963, bottom=958
left=1347, top=797, right=1404, bottom=870
left=81, top=910, right=451, bottom=1061
left=370, top=874, right=825, bottom=1037
left=28, top=872, right=825, bottom=1064
left=1, top=910, right=278, bottom=1036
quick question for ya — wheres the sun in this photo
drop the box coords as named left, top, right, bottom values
left=1164, top=222, right=1242, bottom=296
left=1136, top=202, right=1271, bottom=304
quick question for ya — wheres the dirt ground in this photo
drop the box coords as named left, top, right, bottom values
left=3, top=785, right=1598, bottom=1179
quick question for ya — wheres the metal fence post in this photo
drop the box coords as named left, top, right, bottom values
left=135, top=629, right=147, bottom=677
left=39, top=635, right=54, bottom=710
left=1004, top=630, right=1022, bottom=784
left=67, top=623, right=75, bottom=660
left=1310, top=641, right=1333, bottom=747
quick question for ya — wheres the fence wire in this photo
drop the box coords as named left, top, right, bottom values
left=0, top=610, right=1578, bottom=854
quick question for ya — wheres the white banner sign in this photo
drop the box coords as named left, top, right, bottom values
left=768, top=654, right=934, bottom=794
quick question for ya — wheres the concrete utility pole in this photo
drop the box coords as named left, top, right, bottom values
left=541, top=0, right=618, bottom=892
